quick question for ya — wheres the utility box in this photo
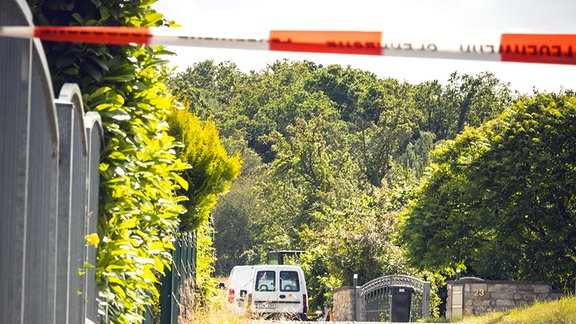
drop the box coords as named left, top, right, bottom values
left=390, top=286, right=414, bottom=322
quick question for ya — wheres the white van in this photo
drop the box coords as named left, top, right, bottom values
left=226, top=265, right=308, bottom=320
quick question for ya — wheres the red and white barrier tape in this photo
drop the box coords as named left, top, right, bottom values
left=1, top=26, right=576, bottom=65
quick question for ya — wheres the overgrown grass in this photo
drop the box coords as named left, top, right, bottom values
left=177, top=278, right=251, bottom=324
left=182, top=286, right=575, bottom=323
left=431, top=296, right=576, bottom=323
left=177, top=285, right=309, bottom=323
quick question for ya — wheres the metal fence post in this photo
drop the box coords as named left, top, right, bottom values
left=353, top=274, right=361, bottom=321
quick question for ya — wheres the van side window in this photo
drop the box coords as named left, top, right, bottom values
left=280, top=271, right=300, bottom=292
left=255, top=271, right=276, bottom=291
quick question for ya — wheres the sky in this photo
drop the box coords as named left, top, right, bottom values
left=153, top=0, right=576, bottom=94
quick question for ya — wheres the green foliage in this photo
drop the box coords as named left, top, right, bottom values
left=435, top=72, right=513, bottom=139
left=415, top=72, right=513, bottom=141
left=212, top=142, right=263, bottom=275
left=169, top=60, right=340, bottom=162
left=28, top=1, right=190, bottom=322
left=165, top=101, right=242, bottom=311
left=402, top=93, right=576, bottom=289
left=94, top=75, right=187, bottom=322
left=167, top=107, right=242, bottom=231
left=254, top=115, right=358, bottom=253
left=253, top=115, right=412, bottom=309
left=212, top=173, right=260, bottom=273
left=194, top=219, right=219, bottom=306
left=300, top=191, right=408, bottom=285
left=168, top=60, right=518, bottom=313
left=167, top=60, right=248, bottom=120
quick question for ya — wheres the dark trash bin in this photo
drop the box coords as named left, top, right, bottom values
left=390, top=286, right=414, bottom=322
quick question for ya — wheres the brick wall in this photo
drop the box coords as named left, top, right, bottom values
left=446, top=279, right=564, bottom=319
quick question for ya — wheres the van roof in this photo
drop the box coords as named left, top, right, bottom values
left=232, top=264, right=303, bottom=270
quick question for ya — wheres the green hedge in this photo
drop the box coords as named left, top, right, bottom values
left=28, top=0, right=186, bottom=322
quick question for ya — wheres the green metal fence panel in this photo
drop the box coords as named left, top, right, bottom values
left=146, top=231, right=197, bottom=324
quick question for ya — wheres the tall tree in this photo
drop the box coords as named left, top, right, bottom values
left=304, top=64, right=378, bottom=122
left=212, top=142, right=263, bottom=275
left=167, top=107, right=242, bottom=232
left=301, top=190, right=408, bottom=287
left=441, top=72, right=513, bottom=139
left=256, top=115, right=353, bottom=243
left=168, top=60, right=247, bottom=119
left=401, top=93, right=576, bottom=289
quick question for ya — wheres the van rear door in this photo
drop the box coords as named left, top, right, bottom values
left=253, top=269, right=277, bottom=311
left=277, top=270, right=305, bottom=313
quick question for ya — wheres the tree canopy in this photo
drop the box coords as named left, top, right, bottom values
left=401, top=93, right=576, bottom=289
left=167, top=59, right=536, bottom=311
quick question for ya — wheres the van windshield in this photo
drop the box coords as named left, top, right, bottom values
left=280, top=271, right=300, bottom=292
left=255, top=271, right=276, bottom=291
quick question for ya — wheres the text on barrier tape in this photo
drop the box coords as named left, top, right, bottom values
left=500, top=34, right=576, bottom=65
left=34, top=26, right=151, bottom=45
left=269, top=31, right=383, bottom=55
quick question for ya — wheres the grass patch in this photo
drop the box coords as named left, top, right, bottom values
left=177, top=279, right=252, bottom=324
left=433, top=296, right=576, bottom=323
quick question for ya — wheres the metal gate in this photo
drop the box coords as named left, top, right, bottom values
left=360, top=275, right=430, bottom=322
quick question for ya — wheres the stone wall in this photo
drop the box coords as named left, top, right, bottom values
left=446, top=279, right=564, bottom=319
left=333, top=286, right=356, bottom=321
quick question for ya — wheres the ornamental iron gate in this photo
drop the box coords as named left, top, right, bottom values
left=360, top=275, right=431, bottom=322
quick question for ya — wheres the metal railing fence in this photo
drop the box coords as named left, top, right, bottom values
left=0, top=0, right=104, bottom=323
